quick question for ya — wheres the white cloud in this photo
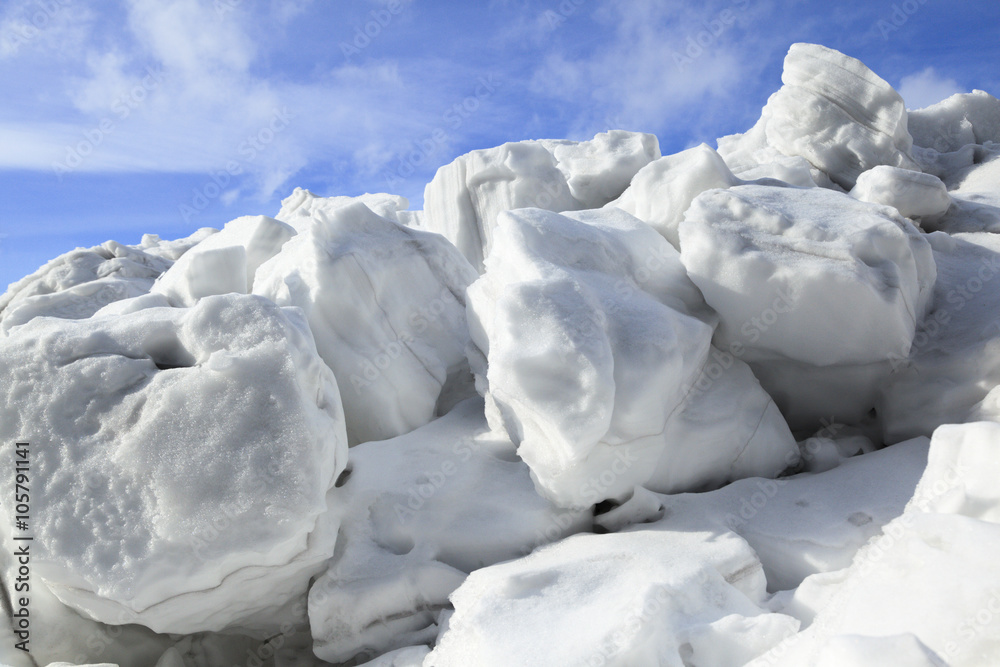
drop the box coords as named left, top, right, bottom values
left=526, top=0, right=775, bottom=140
left=898, top=67, right=964, bottom=110
left=0, top=0, right=480, bottom=204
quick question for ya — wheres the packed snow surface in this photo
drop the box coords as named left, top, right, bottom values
left=3, top=41, right=1000, bottom=667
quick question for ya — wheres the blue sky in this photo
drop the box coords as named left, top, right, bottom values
left=2, top=0, right=999, bottom=289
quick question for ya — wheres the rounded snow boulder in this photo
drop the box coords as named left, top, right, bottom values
left=850, top=165, right=952, bottom=223
left=679, top=184, right=936, bottom=429
left=0, top=294, right=348, bottom=635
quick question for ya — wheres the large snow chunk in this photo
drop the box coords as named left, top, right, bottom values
left=908, top=90, right=1000, bottom=153
left=680, top=184, right=936, bottom=428
left=467, top=206, right=720, bottom=508
left=308, top=399, right=587, bottom=664
left=423, top=130, right=659, bottom=271
left=428, top=527, right=799, bottom=667
left=0, top=294, right=348, bottom=635
left=1, top=241, right=172, bottom=333
left=607, top=143, right=741, bottom=248
left=718, top=43, right=919, bottom=189
left=276, top=187, right=410, bottom=229
left=254, top=200, right=478, bottom=445
left=150, top=215, right=295, bottom=307
left=851, top=166, right=952, bottom=222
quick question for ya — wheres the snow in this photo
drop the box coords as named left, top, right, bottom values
left=254, top=198, right=479, bottom=445
left=718, top=43, right=919, bottom=189
left=150, top=215, right=295, bottom=307
left=750, top=422, right=1000, bottom=666
left=0, top=294, right=347, bottom=636
left=607, top=143, right=741, bottom=248
left=907, top=90, right=1000, bottom=153
left=428, top=525, right=799, bottom=666
left=850, top=165, right=952, bottom=223
left=307, top=398, right=587, bottom=663
left=679, top=183, right=936, bottom=430
left=3, top=39, right=1000, bottom=667
left=465, top=206, right=796, bottom=508
left=423, top=130, right=659, bottom=271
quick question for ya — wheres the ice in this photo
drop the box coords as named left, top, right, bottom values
left=606, top=143, right=741, bottom=248
left=150, top=215, right=296, bottom=307
left=850, top=166, right=952, bottom=223
left=276, top=187, right=411, bottom=229
left=0, top=241, right=172, bottom=333
left=907, top=90, right=1000, bottom=153
left=427, top=525, right=799, bottom=666
left=617, top=436, right=929, bottom=593
left=718, top=43, right=919, bottom=189
left=307, top=399, right=588, bottom=663
left=680, top=184, right=936, bottom=430
left=751, top=422, right=1000, bottom=666
left=423, top=130, right=659, bottom=270
left=905, top=421, right=1000, bottom=522
left=3, top=38, right=1000, bottom=667
left=651, top=351, right=798, bottom=494
left=254, top=199, right=478, bottom=445
left=878, top=232, right=1000, bottom=441
left=0, top=294, right=347, bottom=635
left=467, top=206, right=792, bottom=508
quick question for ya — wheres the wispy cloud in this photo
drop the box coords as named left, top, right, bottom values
left=898, top=67, right=964, bottom=110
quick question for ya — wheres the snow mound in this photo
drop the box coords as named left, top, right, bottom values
left=467, top=206, right=796, bottom=507
left=719, top=43, right=919, bottom=189
left=0, top=241, right=172, bottom=334
left=423, top=130, right=659, bottom=271
left=150, top=215, right=296, bottom=307
left=276, top=187, right=411, bottom=229
left=850, top=165, right=952, bottom=223
left=908, top=89, right=1000, bottom=153
left=607, top=143, right=741, bottom=248
left=307, top=399, right=587, bottom=663
left=254, top=199, right=478, bottom=445
left=680, top=184, right=936, bottom=429
left=752, top=422, right=1000, bottom=667
left=428, top=526, right=799, bottom=666
left=0, top=294, right=347, bottom=635
left=878, top=232, right=1000, bottom=441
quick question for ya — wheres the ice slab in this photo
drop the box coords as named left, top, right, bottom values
left=150, top=215, right=296, bottom=307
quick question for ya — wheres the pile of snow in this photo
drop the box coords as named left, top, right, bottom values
left=4, top=40, right=1000, bottom=667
